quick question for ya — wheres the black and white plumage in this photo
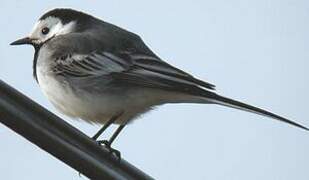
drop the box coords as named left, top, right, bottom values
left=11, top=8, right=308, bottom=154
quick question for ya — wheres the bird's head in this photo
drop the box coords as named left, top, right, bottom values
left=10, top=8, right=94, bottom=47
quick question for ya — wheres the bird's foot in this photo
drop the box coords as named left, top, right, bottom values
left=97, top=140, right=121, bottom=161
left=97, top=139, right=109, bottom=146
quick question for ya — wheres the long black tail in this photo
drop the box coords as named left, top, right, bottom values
left=204, top=92, right=309, bottom=131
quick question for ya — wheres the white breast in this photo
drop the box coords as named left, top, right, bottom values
left=35, top=47, right=95, bottom=120
left=37, top=64, right=78, bottom=117
left=35, top=51, right=139, bottom=124
left=36, top=64, right=120, bottom=123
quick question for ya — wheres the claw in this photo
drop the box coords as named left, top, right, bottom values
left=110, top=148, right=121, bottom=160
left=97, top=140, right=110, bottom=147
left=96, top=140, right=121, bottom=161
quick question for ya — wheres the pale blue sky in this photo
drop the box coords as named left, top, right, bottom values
left=1, top=0, right=309, bottom=179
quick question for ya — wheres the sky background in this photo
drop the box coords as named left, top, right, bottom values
left=1, top=0, right=309, bottom=179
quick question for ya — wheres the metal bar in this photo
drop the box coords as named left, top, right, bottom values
left=0, top=80, right=153, bottom=180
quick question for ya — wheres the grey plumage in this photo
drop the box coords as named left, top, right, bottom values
left=11, top=8, right=308, bottom=148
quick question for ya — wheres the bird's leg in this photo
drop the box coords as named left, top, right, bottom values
left=80, top=123, right=125, bottom=176
left=97, top=124, right=126, bottom=160
left=92, top=113, right=122, bottom=140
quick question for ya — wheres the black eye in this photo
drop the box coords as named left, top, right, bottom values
left=41, top=27, right=50, bottom=35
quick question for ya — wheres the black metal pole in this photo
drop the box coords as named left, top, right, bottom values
left=0, top=80, right=153, bottom=180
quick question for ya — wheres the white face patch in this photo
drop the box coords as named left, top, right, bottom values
left=29, top=16, right=76, bottom=44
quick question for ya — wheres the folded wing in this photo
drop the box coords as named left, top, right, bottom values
left=53, top=51, right=215, bottom=95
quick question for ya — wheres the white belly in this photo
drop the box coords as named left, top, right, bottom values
left=36, top=66, right=165, bottom=124
left=37, top=68, right=119, bottom=123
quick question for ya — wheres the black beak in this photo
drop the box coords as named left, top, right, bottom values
left=10, top=37, right=32, bottom=46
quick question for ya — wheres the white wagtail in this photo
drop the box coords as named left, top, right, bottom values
left=11, top=8, right=308, bottom=158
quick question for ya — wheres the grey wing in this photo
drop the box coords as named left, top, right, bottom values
left=129, top=54, right=215, bottom=90
left=53, top=52, right=129, bottom=77
left=53, top=51, right=215, bottom=95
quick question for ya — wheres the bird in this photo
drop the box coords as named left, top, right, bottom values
left=11, top=8, right=308, bottom=158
